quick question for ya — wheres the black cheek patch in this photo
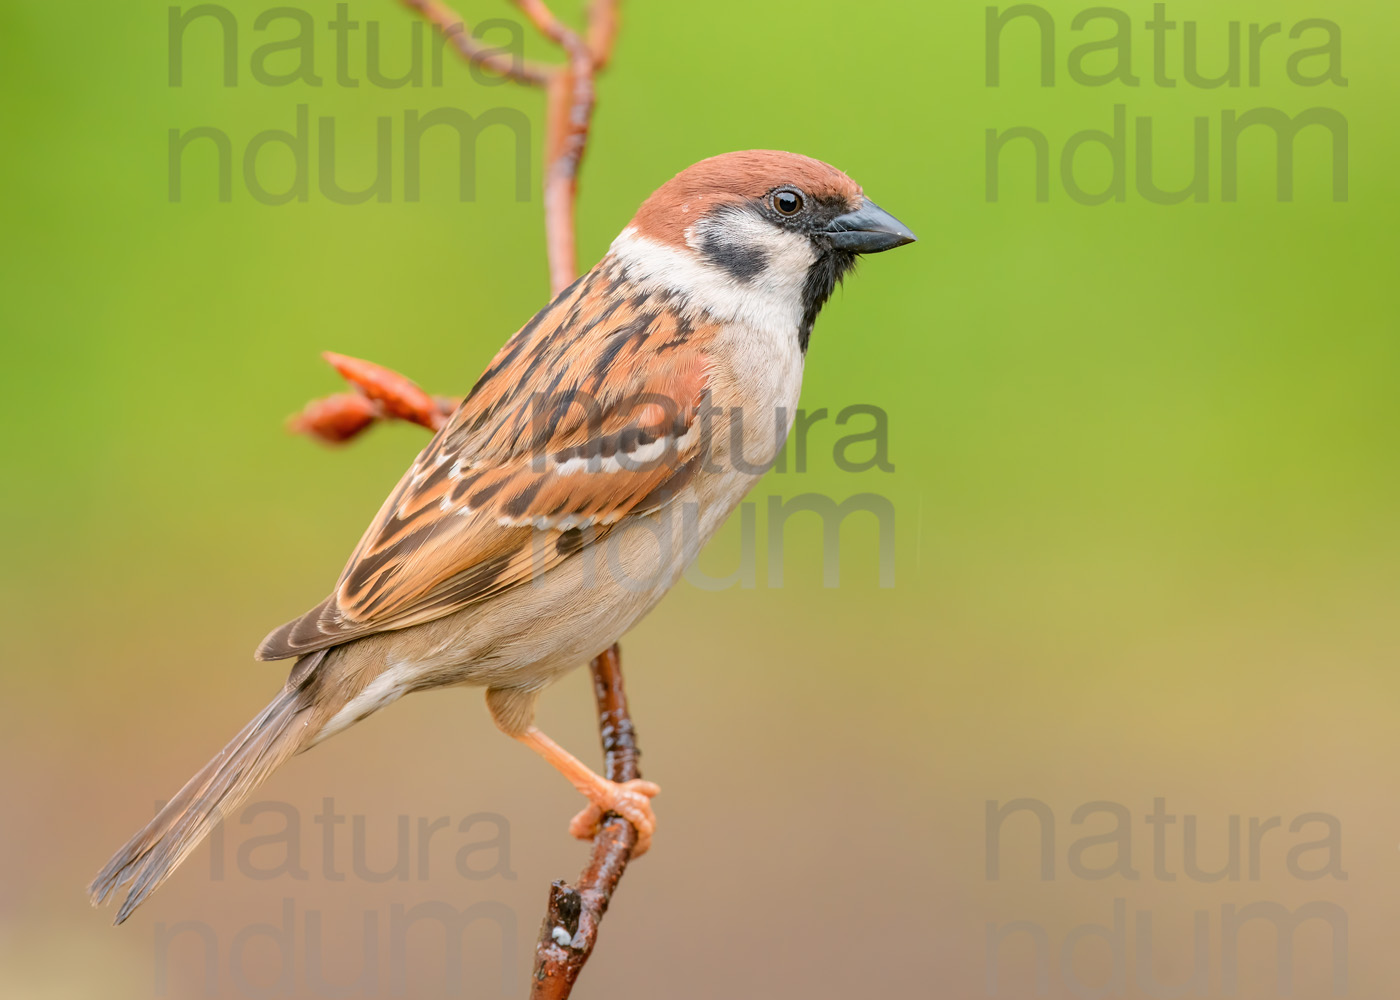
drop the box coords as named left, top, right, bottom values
left=699, top=229, right=769, bottom=282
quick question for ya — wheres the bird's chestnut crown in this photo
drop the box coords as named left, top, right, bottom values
left=629, top=150, right=913, bottom=254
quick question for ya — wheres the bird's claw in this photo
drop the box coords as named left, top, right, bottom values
left=569, top=778, right=660, bottom=856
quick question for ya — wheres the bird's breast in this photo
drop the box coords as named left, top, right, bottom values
left=697, top=318, right=806, bottom=493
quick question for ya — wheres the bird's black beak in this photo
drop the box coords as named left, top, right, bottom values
left=824, top=198, right=917, bottom=254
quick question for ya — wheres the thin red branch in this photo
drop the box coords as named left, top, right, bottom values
left=541, top=66, right=591, bottom=290
left=286, top=5, right=637, bottom=996
left=512, top=0, right=597, bottom=294
left=529, top=644, right=641, bottom=997
left=401, top=0, right=554, bottom=84
left=585, top=0, right=620, bottom=69
left=511, top=0, right=583, bottom=50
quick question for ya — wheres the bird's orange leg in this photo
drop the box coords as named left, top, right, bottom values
left=515, top=726, right=660, bottom=856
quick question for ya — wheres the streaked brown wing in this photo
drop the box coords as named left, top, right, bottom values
left=257, top=267, right=714, bottom=662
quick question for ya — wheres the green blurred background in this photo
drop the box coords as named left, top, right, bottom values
left=3, top=0, right=1397, bottom=996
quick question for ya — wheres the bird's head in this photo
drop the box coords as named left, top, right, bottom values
left=611, top=150, right=916, bottom=350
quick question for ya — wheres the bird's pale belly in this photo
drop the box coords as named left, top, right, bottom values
left=314, top=463, right=758, bottom=740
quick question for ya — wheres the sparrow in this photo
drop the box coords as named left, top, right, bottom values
left=90, top=149, right=916, bottom=923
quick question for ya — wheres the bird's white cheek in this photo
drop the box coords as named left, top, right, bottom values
left=688, top=212, right=817, bottom=288
left=609, top=227, right=813, bottom=338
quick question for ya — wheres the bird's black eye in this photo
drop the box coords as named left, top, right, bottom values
left=773, top=189, right=805, bottom=216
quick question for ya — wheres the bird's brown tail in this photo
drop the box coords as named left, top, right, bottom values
left=88, top=651, right=330, bottom=924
